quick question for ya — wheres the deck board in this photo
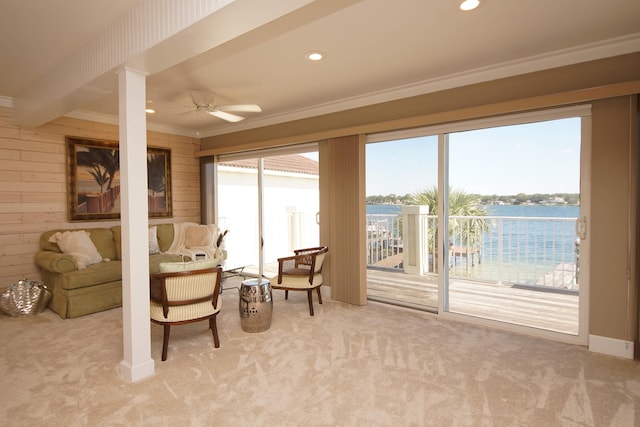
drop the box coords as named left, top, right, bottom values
left=367, top=268, right=579, bottom=335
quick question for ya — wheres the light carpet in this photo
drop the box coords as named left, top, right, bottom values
left=1, top=281, right=639, bottom=426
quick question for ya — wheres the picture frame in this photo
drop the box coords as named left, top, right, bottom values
left=66, top=136, right=172, bottom=221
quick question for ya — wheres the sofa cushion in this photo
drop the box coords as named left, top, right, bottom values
left=48, top=230, right=103, bottom=270
left=156, top=223, right=175, bottom=253
left=59, top=260, right=123, bottom=290
left=111, top=226, right=123, bottom=260
left=112, top=224, right=175, bottom=259
left=88, top=228, right=118, bottom=260
left=41, top=228, right=117, bottom=260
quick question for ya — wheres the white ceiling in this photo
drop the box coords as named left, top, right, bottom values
left=1, top=0, right=639, bottom=138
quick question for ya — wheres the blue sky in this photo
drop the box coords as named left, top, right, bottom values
left=366, top=118, right=581, bottom=196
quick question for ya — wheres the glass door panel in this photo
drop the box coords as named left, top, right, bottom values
left=445, top=118, right=582, bottom=335
left=217, top=150, right=319, bottom=278
left=216, top=158, right=260, bottom=274
left=365, top=135, right=438, bottom=311
left=261, top=152, right=320, bottom=278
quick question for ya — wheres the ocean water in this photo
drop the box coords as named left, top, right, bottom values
left=366, top=203, right=579, bottom=218
left=366, top=203, right=581, bottom=284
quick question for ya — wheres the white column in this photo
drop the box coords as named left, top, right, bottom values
left=117, top=67, right=155, bottom=382
left=402, top=205, right=429, bottom=275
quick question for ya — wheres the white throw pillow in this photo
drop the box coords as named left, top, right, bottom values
left=184, top=225, right=213, bottom=248
left=149, top=226, right=161, bottom=255
left=159, top=258, right=218, bottom=273
left=49, top=230, right=103, bottom=270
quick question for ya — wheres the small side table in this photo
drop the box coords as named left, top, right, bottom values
left=239, top=279, right=272, bottom=333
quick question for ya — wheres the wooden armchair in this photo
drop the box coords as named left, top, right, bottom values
left=150, top=266, right=222, bottom=361
left=271, top=246, right=329, bottom=316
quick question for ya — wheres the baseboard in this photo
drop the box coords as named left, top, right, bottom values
left=588, top=334, right=635, bottom=359
left=119, top=358, right=155, bottom=382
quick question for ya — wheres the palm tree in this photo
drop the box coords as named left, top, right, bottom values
left=76, top=147, right=119, bottom=193
left=409, top=186, right=493, bottom=249
left=147, top=153, right=166, bottom=194
left=86, top=163, right=110, bottom=194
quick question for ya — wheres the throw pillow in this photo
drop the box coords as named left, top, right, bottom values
left=184, top=225, right=213, bottom=248
left=149, top=226, right=161, bottom=255
left=48, top=230, right=103, bottom=270
left=159, top=259, right=218, bottom=273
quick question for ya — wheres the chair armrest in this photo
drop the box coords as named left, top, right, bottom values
left=34, top=251, right=78, bottom=273
left=277, top=254, right=313, bottom=283
left=277, top=254, right=301, bottom=263
left=293, top=247, right=326, bottom=256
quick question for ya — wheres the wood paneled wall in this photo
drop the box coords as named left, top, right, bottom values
left=0, top=106, right=201, bottom=288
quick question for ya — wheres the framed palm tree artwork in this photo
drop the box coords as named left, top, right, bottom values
left=66, top=136, right=172, bottom=221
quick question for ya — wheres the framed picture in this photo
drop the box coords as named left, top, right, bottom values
left=66, top=136, right=172, bottom=221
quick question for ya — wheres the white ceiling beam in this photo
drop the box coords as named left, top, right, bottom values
left=13, top=0, right=320, bottom=128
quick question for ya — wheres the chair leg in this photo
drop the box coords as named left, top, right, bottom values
left=161, top=324, right=171, bottom=361
left=285, top=289, right=289, bottom=300
left=307, top=289, right=314, bottom=316
left=209, top=315, right=220, bottom=348
left=316, top=286, right=323, bottom=304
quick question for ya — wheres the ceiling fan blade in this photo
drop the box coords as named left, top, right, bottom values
left=208, top=109, right=245, bottom=122
left=216, top=104, right=262, bottom=113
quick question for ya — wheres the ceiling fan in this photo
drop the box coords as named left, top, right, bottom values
left=188, top=90, right=261, bottom=123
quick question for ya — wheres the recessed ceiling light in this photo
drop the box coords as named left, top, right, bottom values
left=145, top=108, right=155, bottom=114
left=459, top=0, right=481, bottom=11
left=306, top=51, right=325, bottom=61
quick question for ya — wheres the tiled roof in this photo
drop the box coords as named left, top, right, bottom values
left=219, top=154, right=318, bottom=175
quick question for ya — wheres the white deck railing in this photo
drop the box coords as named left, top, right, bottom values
left=367, top=212, right=579, bottom=291
left=219, top=210, right=579, bottom=291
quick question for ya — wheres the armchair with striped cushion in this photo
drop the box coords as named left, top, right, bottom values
left=150, top=265, right=222, bottom=361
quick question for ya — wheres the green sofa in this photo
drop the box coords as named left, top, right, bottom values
left=34, top=223, right=222, bottom=318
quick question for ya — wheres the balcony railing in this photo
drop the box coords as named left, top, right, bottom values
left=219, top=208, right=579, bottom=292
left=367, top=211, right=579, bottom=292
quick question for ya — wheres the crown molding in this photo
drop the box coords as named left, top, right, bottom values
left=198, top=32, right=640, bottom=137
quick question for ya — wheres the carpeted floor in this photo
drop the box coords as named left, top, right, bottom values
left=1, top=281, right=639, bottom=426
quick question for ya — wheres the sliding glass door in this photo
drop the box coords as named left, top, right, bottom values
left=365, top=134, right=438, bottom=311
left=366, top=106, right=590, bottom=342
left=444, top=117, right=586, bottom=337
left=216, top=147, right=319, bottom=278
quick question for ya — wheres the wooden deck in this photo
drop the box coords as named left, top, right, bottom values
left=367, top=268, right=579, bottom=335
left=372, top=252, right=403, bottom=268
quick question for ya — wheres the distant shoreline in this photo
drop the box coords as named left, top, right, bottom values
left=366, top=193, right=580, bottom=206
left=366, top=202, right=579, bottom=207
